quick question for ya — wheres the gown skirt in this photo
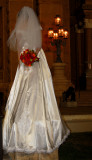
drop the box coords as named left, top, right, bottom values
left=3, top=48, right=70, bottom=156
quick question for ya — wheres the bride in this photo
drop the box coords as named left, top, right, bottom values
left=3, top=6, right=70, bottom=159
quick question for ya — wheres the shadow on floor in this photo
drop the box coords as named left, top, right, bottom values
left=3, top=132, right=92, bottom=160
left=59, top=132, right=92, bottom=160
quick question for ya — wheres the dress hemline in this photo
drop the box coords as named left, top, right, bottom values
left=3, top=129, right=70, bottom=154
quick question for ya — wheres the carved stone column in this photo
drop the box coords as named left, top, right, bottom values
left=53, top=63, right=71, bottom=98
left=85, top=19, right=92, bottom=90
left=75, top=27, right=85, bottom=90
left=83, top=4, right=92, bottom=90
left=0, top=115, right=3, bottom=160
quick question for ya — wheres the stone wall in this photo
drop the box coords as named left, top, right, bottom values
left=8, top=0, right=71, bottom=81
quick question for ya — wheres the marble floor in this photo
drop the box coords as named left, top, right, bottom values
left=3, top=132, right=92, bottom=160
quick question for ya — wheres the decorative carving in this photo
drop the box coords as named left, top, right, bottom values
left=62, top=86, right=76, bottom=102
left=75, top=0, right=85, bottom=29
left=85, top=18, right=92, bottom=28
left=35, top=0, right=39, bottom=17
left=5, top=0, right=11, bottom=82
left=0, top=7, right=3, bottom=70
left=0, top=72, right=3, bottom=81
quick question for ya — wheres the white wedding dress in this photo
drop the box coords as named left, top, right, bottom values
left=3, top=46, right=70, bottom=154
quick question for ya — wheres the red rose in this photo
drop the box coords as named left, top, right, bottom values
left=20, top=49, right=39, bottom=67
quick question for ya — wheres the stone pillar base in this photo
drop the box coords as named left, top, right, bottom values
left=86, top=70, right=92, bottom=90
left=53, top=63, right=71, bottom=97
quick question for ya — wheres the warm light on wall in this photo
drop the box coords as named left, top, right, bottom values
left=48, top=28, right=54, bottom=38
left=58, top=28, right=64, bottom=37
left=48, top=16, right=68, bottom=40
left=63, top=30, right=68, bottom=39
left=48, top=15, right=69, bottom=62
left=55, top=15, right=61, bottom=25
left=53, top=32, right=58, bottom=39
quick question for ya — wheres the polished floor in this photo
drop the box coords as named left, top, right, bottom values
left=59, top=132, right=92, bottom=160
left=3, top=132, right=92, bottom=160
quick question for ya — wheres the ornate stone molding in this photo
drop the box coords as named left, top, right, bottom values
left=75, top=24, right=84, bottom=33
left=83, top=4, right=92, bottom=10
left=84, top=18, right=92, bottom=28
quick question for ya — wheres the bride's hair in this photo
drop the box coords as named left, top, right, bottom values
left=7, top=6, right=42, bottom=52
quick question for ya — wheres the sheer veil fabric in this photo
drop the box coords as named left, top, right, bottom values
left=3, top=6, right=70, bottom=154
left=7, top=6, right=42, bottom=53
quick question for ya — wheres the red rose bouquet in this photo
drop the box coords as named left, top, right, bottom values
left=20, top=49, right=39, bottom=66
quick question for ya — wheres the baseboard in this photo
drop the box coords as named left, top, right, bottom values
left=62, top=114, right=92, bottom=133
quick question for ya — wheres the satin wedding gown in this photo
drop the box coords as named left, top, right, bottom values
left=3, top=45, right=70, bottom=154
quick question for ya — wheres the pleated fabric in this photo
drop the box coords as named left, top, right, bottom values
left=3, top=48, right=70, bottom=154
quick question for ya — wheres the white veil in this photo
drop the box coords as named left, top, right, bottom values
left=7, top=6, right=42, bottom=53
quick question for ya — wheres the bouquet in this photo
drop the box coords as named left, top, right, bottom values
left=20, top=49, right=39, bottom=66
